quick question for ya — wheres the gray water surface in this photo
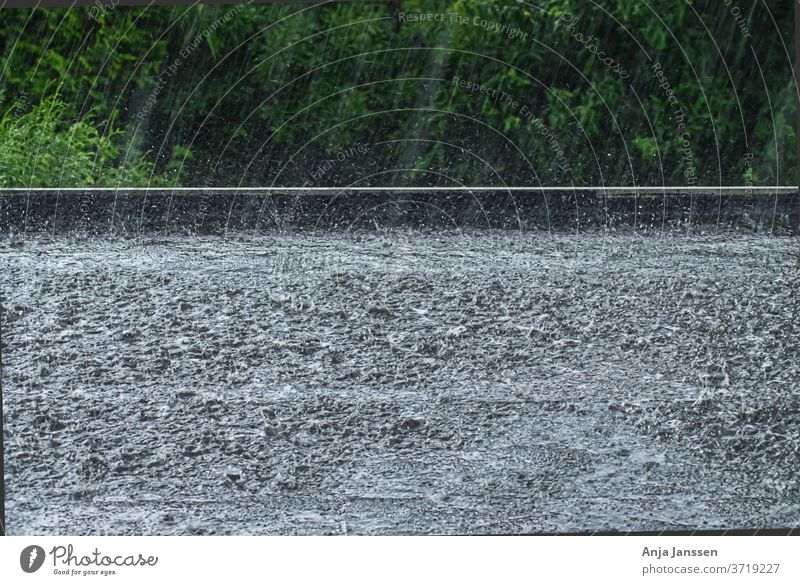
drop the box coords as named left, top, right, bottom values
left=2, top=230, right=799, bottom=534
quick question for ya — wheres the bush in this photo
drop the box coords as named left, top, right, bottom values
left=0, top=98, right=174, bottom=187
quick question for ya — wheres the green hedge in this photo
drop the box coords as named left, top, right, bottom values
left=0, top=1, right=794, bottom=187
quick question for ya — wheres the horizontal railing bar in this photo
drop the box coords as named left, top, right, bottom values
left=0, top=186, right=796, bottom=194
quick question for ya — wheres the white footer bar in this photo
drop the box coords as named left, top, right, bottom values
left=1, top=535, right=798, bottom=584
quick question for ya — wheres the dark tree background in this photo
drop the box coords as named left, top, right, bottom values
left=0, top=0, right=795, bottom=189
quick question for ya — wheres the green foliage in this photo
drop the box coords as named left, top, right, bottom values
left=0, top=98, right=173, bottom=187
left=743, top=166, right=758, bottom=184
left=634, top=137, right=658, bottom=160
left=0, top=0, right=794, bottom=187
